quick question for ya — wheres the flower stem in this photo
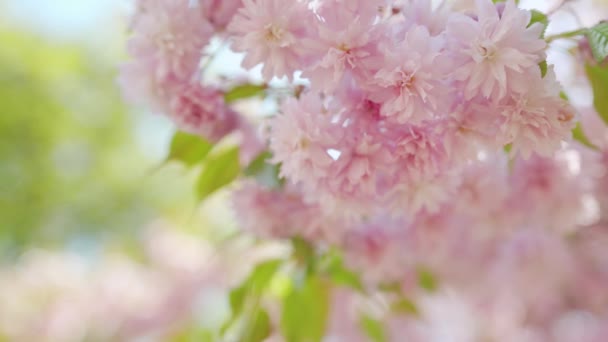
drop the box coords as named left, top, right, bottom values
left=545, top=28, right=588, bottom=43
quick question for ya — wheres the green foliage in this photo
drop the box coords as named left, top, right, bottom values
left=245, top=151, right=283, bottom=188
left=281, top=277, right=330, bottom=342
left=319, top=251, right=364, bottom=292
left=360, top=315, right=386, bottom=342
left=572, top=122, right=598, bottom=149
left=241, top=309, right=272, bottom=342
left=585, top=63, right=608, bottom=124
left=586, top=22, right=608, bottom=63
left=223, top=259, right=283, bottom=339
left=224, top=84, right=266, bottom=103
left=0, top=28, right=194, bottom=251
left=391, top=298, right=419, bottom=316
left=167, top=132, right=213, bottom=167
left=538, top=60, right=548, bottom=77
left=169, top=325, right=215, bottom=342
left=291, top=237, right=317, bottom=272
left=196, top=146, right=240, bottom=201
left=528, top=10, right=549, bottom=37
left=417, top=267, right=438, bottom=292
left=229, top=259, right=284, bottom=316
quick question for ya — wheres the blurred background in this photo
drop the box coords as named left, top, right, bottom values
left=0, top=0, right=202, bottom=254
left=0, top=2, right=246, bottom=340
left=0, top=0, right=607, bottom=341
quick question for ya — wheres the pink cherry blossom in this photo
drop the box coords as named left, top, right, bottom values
left=446, top=0, right=546, bottom=100
left=228, top=0, right=312, bottom=81
left=496, top=69, right=575, bottom=158
left=268, top=93, right=341, bottom=186
left=127, top=0, right=213, bottom=81
left=364, top=25, right=449, bottom=123
left=165, top=82, right=239, bottom=142
left=302, top=0, right=384, bottom=92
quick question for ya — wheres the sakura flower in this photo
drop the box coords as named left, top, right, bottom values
left=453, top=155, right=510, bottom=221
left=507, top=151, right=590, bottom=233
left=364, top=25, right=448, bottom=123
left=392, top=122, right=452, bottom=182
left=269, top=93, right=341, bottom=185
left=165, top=82, right=239, bottom=142
left=323, top=132, right=394, bottom=212
left=497, top=69, right=575, bottom=158
left=232, top=182, right=323, bottom=240
left=342, top=218, right=411, bottom=284
left=388, top=171, right=461, bottom=216
left=399, top=0, right=451, bottom=36
left=228, top=0, right=312, bottom=81
left=127, top=0, right=213, bottom=81
left=446, top=0, right=546, bottom=100
left=302, top=0, right=383, bottom=92
left=199, top=0, right=243, bottom=31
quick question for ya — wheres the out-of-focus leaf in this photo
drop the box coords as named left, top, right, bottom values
left=572, top=122, right=598, bottom=149
left=586, top=22, right=608, bottom=63
left=528, top=10, right=549, bottom=37
left=281, top=277, right=330, bottom=342
left=321, top=252, right=364, bottom=292
left=538, top=60, right=548, bottom=77
left=418, top=267, right=438, bottom=292
left=493, top=0, right=519, bottom=5
left=585, top=63, right=608, bottom=124
left=196, top=146, right=240, bottom=201
left=223, top=259, right=284, bottom=337
left=241, top=309, right=272, bottom=342
left=391, top=298, right=419, bottom=316
left=224, top=84, right=266, bottom=103
left=360, top=315, right=386, bottom=342
left=230, top=259, right=284, bottom=315
left=169, top=326, right=215, bottom=342
left=244, top=151, right=283, bottom=188
left=167, top=131, right=213, bottom=166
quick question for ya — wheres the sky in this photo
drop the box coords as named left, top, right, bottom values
left=2, top=0, right=127, bottom=43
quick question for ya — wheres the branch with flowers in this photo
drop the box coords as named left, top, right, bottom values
left=119, top=0, right=608, bottom=340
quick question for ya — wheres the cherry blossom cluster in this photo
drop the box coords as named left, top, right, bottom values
left=252, top=0, right=575, bottom=216
left=119, top=0, right=260, bottom=158
left=118, top=0, right=608, bottom=340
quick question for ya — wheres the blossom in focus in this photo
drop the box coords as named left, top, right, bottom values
left=269, top=93, right=341, bottom=186
left=228, top=0, right=312, bottom=81
left=364, top=25, right=449, bottom=123
left=446, top=0, right=546, bottom=100
left=497, top=69, right=575, bottom=157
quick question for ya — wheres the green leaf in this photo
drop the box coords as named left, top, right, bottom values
left=321, top=252, right=364, bottom=292
left=538, top=60, right=548, bottom=77
left=391, top=298, right=419, bottom=316
left=166, top=131, right=213, bottom=167
left=196, top=146, right=240, bottom=201
left=585, top=63, right=608, bottom=124
left=417, top=267, right=438, bottom=292
left=572, top=122, right=598, bottom=150
left=241, top=309, right=272, bottom=342
left=224, top=84, right=266, bottom=103
left=223, top=259, right=284, bottom=337
left=244, top=151, right=284, bottom=188
left=360, top=315, right=387, bottom=342
left=528, top=10, right=549, bottom=37
left=169, top=325, right=215, bottom=342
left=230, top=259, right=284, bottom=315
left=281, top=278, right=330, bottom=342
left=586, top=22, right=608, bottom=63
